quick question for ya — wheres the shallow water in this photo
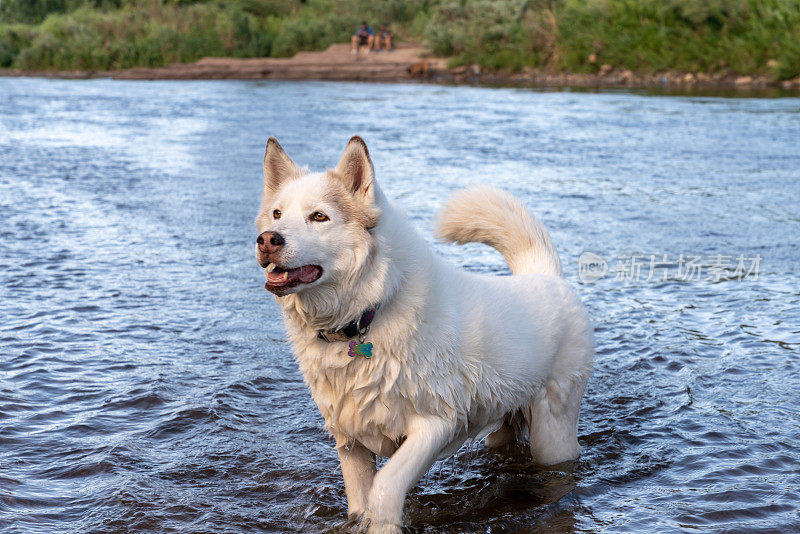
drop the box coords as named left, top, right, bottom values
left=1, top=78, right=799, bottom=533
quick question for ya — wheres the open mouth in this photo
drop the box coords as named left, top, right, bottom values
left=264, top=263, right=323, bottom=291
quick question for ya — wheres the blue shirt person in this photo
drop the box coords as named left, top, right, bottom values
left=351, top=21, right=375, bottom=54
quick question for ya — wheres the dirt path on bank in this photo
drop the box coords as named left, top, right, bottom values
left=117, top=43, right=445, bottom=81
left=0, top=44, right=443, bottom=82
left=2, top=43, right=798, bottom=93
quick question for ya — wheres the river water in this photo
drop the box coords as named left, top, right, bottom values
left=1, top=78, right=798, bottom=533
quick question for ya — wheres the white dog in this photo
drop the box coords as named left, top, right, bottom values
left=254, top=136, right=594, bottom=533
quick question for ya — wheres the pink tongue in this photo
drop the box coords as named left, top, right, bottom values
left=267, top=268, right=295, bottom=285
left=299, top=265, right=321, bottom=283
left=267, top=265, right=321, bottom=285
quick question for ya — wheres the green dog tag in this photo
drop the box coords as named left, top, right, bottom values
left=348, top=341, right=373, bottom=358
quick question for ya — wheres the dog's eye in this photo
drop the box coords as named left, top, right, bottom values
left=273, top=209, right=281, bottom=219
left=311, top=211, right=329, bottom=222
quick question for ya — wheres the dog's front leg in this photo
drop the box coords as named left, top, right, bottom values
left=338, top=440, right=376, bottom=519
left=364, top=417, right=453, bottom=533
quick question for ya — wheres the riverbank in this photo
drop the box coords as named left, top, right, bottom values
left=4, top=43, right=800, bottom=94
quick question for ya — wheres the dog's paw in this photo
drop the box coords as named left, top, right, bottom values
left=341, top=510, right=363, bottom=533
left=367, top=524, right=402, bottom=534
left=354, top=515, right=370, bottom=534
left=348, top=508, right=365, bottom=521
left=356, top=515, right=403, bottom=534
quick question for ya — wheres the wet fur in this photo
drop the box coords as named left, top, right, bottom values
left=254, top=137, right=594, bottom=533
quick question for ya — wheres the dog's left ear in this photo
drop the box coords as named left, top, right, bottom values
left=334, top=136, right=375, bottom=204
left=263, top=137, right=301, bottom=193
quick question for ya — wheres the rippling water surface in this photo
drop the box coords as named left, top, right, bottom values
left=1, top=78, right=799, bottom=533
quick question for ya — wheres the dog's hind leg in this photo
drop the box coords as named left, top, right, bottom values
left=526, top=371, right=588, bottom=465
left=527, top=318, right=593, bottom=465
left=338, top=441, right=377, bottom=519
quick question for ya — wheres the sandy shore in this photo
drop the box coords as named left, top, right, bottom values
left=2, top=43, right=799, bottom=93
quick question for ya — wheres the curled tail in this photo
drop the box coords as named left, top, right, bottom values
left=436, top=185, right=562, bottom=277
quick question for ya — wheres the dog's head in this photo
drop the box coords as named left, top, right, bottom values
left=254, top=136, right=381, bottom=297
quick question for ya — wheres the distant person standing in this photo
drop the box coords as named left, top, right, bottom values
left=376, top=23, right=394, bottom=52
left=351, top=21, right=374, bottom=54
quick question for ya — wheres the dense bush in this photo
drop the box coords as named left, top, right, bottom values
left=3, top=2, right=284, bottom=69
left=555, top=0, right=800, bottom=78
left=0, top=0, right=67, bottom=25
left=0, top=25, right=36, bottom=67
left=424, top=0, right=800, bottom=78
left=426, top=1, right=558, bottom=70
left=0, top=0, right=798, bottom=79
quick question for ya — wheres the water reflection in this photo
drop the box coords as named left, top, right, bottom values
left=0, top=78, right=798, bottom=532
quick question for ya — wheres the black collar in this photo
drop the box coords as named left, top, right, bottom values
left=317, top=308, right=376, bottom=343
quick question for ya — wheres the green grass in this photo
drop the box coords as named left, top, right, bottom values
left=428, top=0, right=800, bottom=79
left=1, top=0, right=798, bottom=79
left=555, top=0, right=800, bottom=78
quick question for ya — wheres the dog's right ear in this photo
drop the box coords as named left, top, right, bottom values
left=263, top=137, right=300, bottom=192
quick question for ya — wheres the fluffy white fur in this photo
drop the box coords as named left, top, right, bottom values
left=254, top=137, right=594, bottom=533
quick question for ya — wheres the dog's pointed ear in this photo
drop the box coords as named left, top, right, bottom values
left=263, top=137, right=300, bottom=192
left=333, top=136, right=375, bottom=203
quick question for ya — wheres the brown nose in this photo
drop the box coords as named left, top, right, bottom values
left=257, top=231, right=285, bottom=254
